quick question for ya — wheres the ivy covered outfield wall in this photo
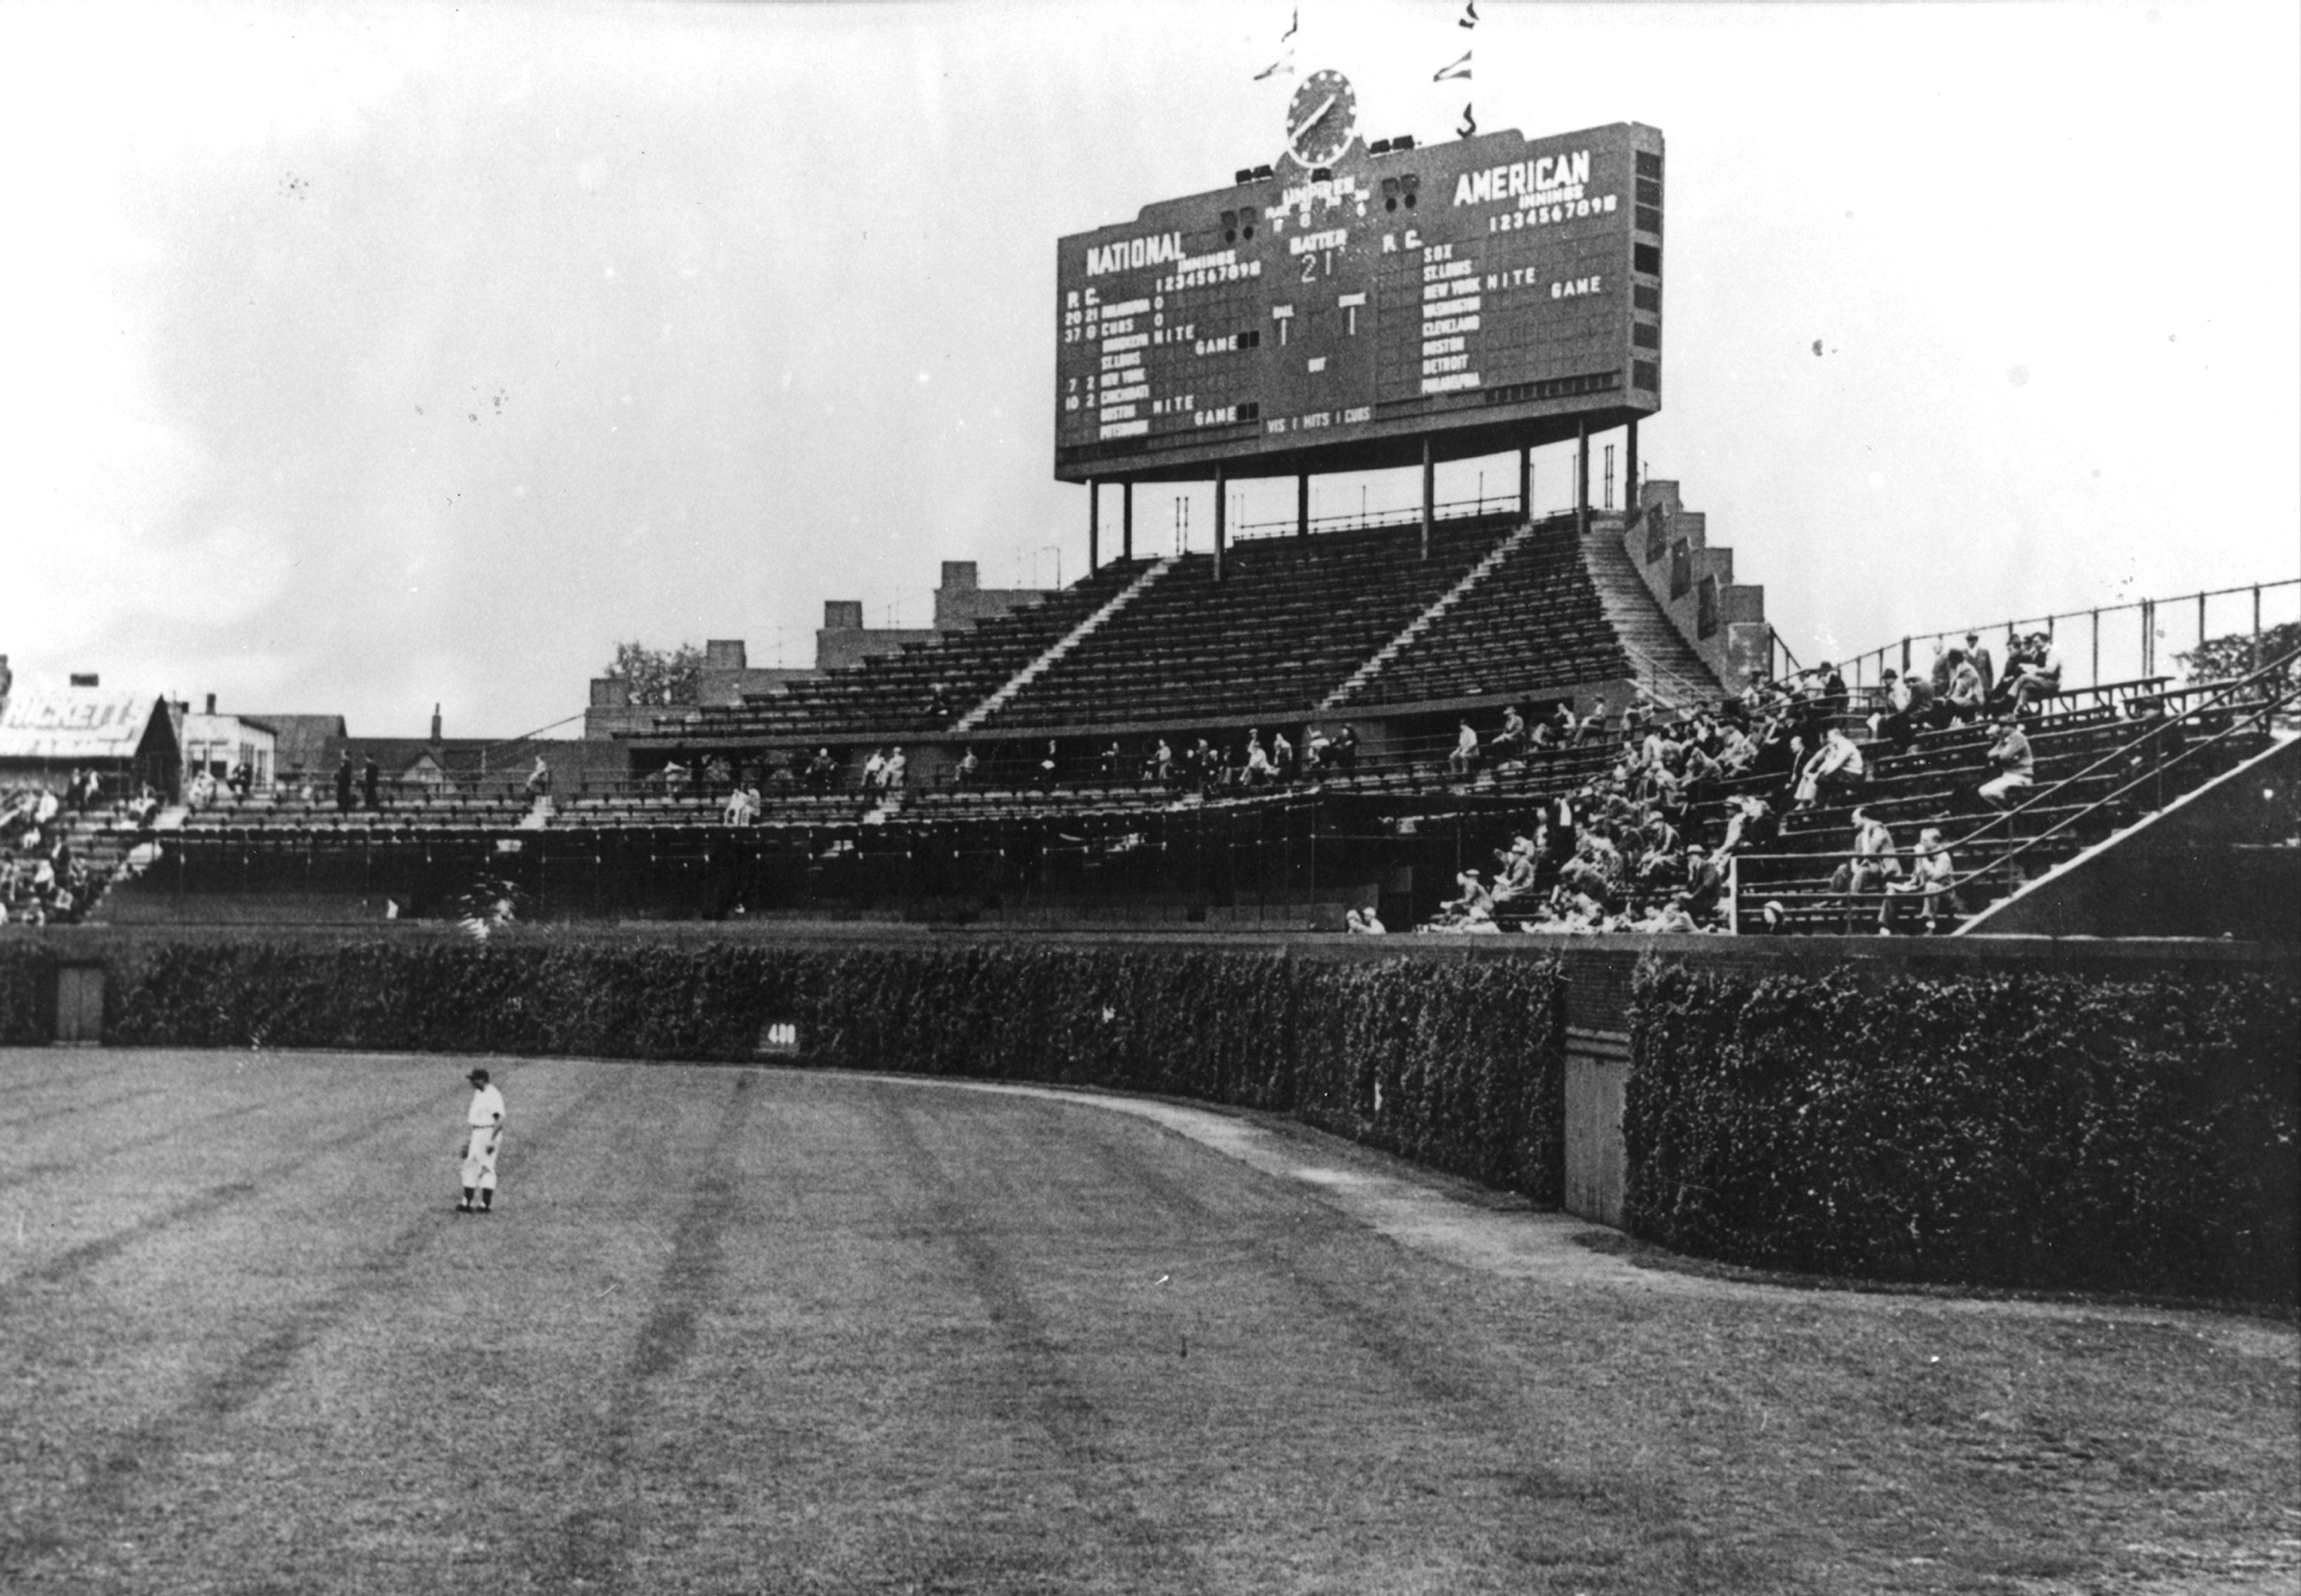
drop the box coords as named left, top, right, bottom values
left=1624, top=954, right=2300, bottom=1304
left=1, top=929, right=2292, bottom=1301
left=0, top=931, right=1565, bottom=1203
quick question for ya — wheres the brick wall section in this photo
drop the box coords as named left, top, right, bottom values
left=1625, top=480, right=1770, bottom=689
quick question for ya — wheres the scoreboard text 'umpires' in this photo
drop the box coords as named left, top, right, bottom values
left=1054, top=122, right=1662, bottom=484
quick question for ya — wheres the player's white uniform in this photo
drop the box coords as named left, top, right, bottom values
left=462, top=1083, right=506, bottom=1196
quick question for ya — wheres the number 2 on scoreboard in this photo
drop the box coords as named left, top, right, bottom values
left=1301, top=249, right=1334, bottom=283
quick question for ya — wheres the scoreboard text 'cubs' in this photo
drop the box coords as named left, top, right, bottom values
left=1054, top=81, right=1662, bottom=485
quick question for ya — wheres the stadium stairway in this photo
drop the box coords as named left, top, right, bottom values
left=952, top=557, right=1177, bottom=732
left=1318, top=521, right=1538, bottom=711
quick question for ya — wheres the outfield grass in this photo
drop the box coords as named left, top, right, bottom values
left=1, top=1049, right=2294, bottom=1595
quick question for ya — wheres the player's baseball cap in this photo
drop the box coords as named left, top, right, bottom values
left=468, top=1068, right=490, bottom=1085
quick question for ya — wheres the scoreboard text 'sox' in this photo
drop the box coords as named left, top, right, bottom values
left=1054, top=121, right=1663, bottom=484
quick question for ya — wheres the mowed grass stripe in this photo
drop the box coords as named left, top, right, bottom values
left=892, top=1086, right=1719, bottom=1594
left=0, top=1057, right=630, bottom=1592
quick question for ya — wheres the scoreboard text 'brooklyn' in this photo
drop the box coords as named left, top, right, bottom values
left=1054, top=119, right=1663, bottom=484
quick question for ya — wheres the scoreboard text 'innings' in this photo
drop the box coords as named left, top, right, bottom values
left=1055, top=118, right=1663, bottom=484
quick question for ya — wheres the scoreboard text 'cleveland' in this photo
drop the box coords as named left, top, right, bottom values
left=1054, top=117, right=1663, bottom=484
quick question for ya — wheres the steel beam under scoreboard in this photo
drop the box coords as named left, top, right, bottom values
left=1054, top=120, right=1663, bottom=487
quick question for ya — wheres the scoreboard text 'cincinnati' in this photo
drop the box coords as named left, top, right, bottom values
left=1054, top=120, right=1663, bottom=484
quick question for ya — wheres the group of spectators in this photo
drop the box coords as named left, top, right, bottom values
left=0, top=782, right=99, bottom=924
left=1408, top=648, right=2050, bottom=935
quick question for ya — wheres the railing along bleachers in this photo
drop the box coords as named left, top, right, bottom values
left=1721, top=668, right=2288, bottom=933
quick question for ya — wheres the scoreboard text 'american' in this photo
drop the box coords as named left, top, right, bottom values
left=1054, top=122, right=1663, bottom=484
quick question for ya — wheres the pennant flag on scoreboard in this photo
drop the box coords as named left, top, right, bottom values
left=1433, top=49, right=1473, bottom=82
left=1460, top=1, right=1479, bottom=28
left=1457, top=102, right=1478, bottom=137
left=1253, top=4, right=1298, bottom=80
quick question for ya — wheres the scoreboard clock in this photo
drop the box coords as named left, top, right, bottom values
left=1054, top=105, right=1663, bottom=484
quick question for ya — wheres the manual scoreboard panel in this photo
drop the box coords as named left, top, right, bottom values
left=1054, top=121, right=1662, bottom=483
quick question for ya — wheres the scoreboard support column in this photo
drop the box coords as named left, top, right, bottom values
left=1575, top=417, right=1590, bottom=539
left=1518, top=444, right=1531, bottom=521
left=1625, top=420, right=1640, bottom=521
left=1088, top=477, right=1100, bottom=574
left=1122, top=482, right=1134, bottom=561
left=1421, top=437, right=1434, bottom=561
left=1297, top=474, right=1309, bottom=538
left=1214, top=464, right=1228, bottom=583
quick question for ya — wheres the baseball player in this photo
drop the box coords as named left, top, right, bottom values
left=456, top=1067, right=506, bottom=1214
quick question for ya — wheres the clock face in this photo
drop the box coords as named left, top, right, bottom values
left=1285, top=69, right=1358, bottom=169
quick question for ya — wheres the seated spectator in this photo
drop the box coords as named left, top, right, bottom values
left=1435, top=868, right=1492, bottom=924
left=804, top=748, right=838, bottom=793
left=766, top=757, right=796, bottom=797
left=1792, top=726, right=1866, bottom=808
left=2006, top=630, right=2064, bottom=716
left=1682, top=845, right=1728, bottom=920
left=1944, top=648, right=1986, bottom=725
left=1038, top=741, right=1060, bottom=791
left=525, top=754, right=552, bottom=797
left=1242, top=730, right=1275, bottom=786
left=1331, top=723, right=1359, bottom=774
left=188, top=768, right=218, bottom=810
left=953, top=747, right=980, bottom=788
left=1848, top=808, right=1901, bottom=914
left=1884, top=826, right=1955, bottom=934
left=1814, top=661, right=1850, bottom=721
left=1344, top=906, right=1386, bottom=934
left=1490, top=705, right=1528, bottom=762
left=860, top=748, right=888, bottom=794
left=723, top=785, right=759, bottom=825
left=1301, top=725, right=1330, bottom=775
left=1446, top=720, right=1480, bottom=778
left=1873, top=668, right=1934, bottom=752
left=883, top=747, right=908, bottom=792
left=1491, top=834, right=1539, bottom=903
left=1270, top=730, right=1295, bottom=782
left=1635, top=893, right=1701, bottom=935
left=1720, top=794, right=1775, bottom=855
left=1979, top=718, right=2035, bottom=807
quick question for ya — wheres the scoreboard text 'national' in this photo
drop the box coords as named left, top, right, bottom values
left=1054, top=121, right=1663, bottom=484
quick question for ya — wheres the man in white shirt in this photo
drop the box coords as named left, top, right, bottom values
left=457, top=1068, right=507, bottom=1215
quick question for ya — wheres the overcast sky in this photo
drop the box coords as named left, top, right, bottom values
left=2, top=0, right=2294, bottom=738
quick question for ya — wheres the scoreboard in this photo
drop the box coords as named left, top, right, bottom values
left=1054, top=121, right=1663, bottom=484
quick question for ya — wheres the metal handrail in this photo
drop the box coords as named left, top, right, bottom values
left=1831, top=576, right=2299, bottom=695
left=1941, top=644, right=2299, bottom=903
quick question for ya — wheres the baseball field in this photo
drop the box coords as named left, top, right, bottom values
left=2, top=1049, right=2294, bottom=1595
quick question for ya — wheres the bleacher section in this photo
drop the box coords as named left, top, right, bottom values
left=1341, top=519, right=1631, bottom=709
left=972, top=515, right=1518, bottom=730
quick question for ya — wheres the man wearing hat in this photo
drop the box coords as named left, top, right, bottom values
left=456, top=1068, right=507, bottom=1214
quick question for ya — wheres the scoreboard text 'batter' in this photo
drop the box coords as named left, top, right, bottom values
left=1054, top=122, right=1662, bottom=484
